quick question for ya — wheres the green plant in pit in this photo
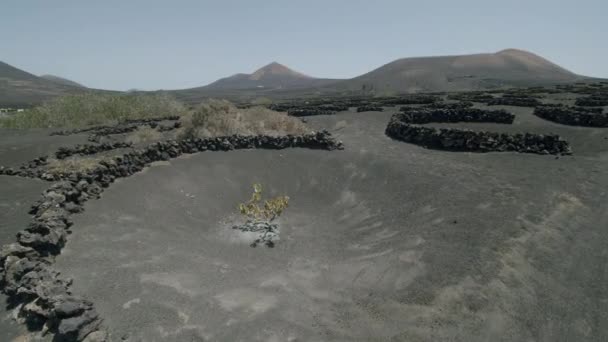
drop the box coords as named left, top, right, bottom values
left=238, top=183, right=289, bottom=222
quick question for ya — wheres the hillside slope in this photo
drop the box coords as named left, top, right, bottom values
left=0, top=61, right=82, bottom=106
left=40, top=74, right=86, bottom=88
left=328, top=49, right=585, bottom=94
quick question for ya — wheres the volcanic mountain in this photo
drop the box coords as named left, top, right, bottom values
left=204, top=62, right=338, bottom=90
left=40, top=74, right=86, bottom=88
left=330, top=48, right=585, bottom=94
left=0, top=49, right=595, bottom=106
left=0, top=61, right=84, bottom=106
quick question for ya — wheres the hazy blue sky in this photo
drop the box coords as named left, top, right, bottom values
left=2, top=0, right=606, bottom=90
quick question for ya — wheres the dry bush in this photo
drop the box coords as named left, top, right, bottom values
left=178, top=99, right=310, bottom=138
left=126, top=126, right=162, bottom=144
left=46, top=156, right=115, bottom=175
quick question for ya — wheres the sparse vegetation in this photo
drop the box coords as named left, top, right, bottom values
left=238, top=183, right=290, bottom=222
left=178, top=99, right=310, bottom=138
left=373, top=90, right=397, bottom=97
left=251, top=97, right=273, bottom=106
left=0, top=93, right=187, bottom=129
left=126, top=126, right=163, bottom=144
left=46, top=156, right=115, bottom=175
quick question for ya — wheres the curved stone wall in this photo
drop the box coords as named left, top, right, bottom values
left=0, top=131, right=343, bottom=341
left=385, top=113, right=571, bottom=155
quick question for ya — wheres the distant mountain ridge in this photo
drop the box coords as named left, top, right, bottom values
left=0, top=49, right=596, bottom=106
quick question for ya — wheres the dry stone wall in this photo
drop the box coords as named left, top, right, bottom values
left=385, top=112, right=570, bottom=155
left=0, top=131, right=343, bottom=341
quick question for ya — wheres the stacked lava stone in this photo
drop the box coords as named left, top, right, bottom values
left=385, top=112, right=570, bottom=155
left=534, top=105, right=608, bottom=127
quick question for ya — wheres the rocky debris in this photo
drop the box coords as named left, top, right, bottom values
left=555, top=83, right=608, bottom=94
left=157, top=121, right=182, bottom=132
left=50, top=116, right=181, bottom=136
left=487, top=96, right=541, bottom=107
left=385, top=113, right=571, bottom=155
left=269, top=96, right=449, bottom=113
left=260, top=90, right=605, bottom=120
left=0, top=243, right=39, bottom=262
left=49, top=116, right=182, bottom=143
left=562, top=106, right=604, bottom=114
left=271, top=96, right=465, bottom=114
left=2, top=132, right=343, bottom=181
left=55, top=142, right=133, bottom=159
left=426, top=101, right=474, bottom=109
left=21, top=156, right=49, bottom=169
left=86, top=125, right=140, bottom=143
left=232, top=221, right=279, bottom=248
left=53, top=300, right=103, bottom=342
left=501, top=92, right=545, bottom=99
left=447, top=92, right=495, bottom=103
left=268, top=94, right=452, bottom=112
left=87, top=121, right=180, bottom=142
left=377, top=95, right=439, bottom=105
left=268, top=103, right=296, bottom=112
left=534, top=105, right=608, bottom=127
left=50, top=125, right=112, bottom=137
left=316, top=104, right=349, bottom=112
left=1, top=208, right=104, bottom=342
left=288, top=108, right=338, bottom=116
left=0, top=166, right=16, bottom=176
left=0, top=166, right=50, bottom=179
left=3, top=165, right=48, bottom=179
left=0, top=180, right=111, bottom=340
left=356, top=106, right=384, bottom=112
left=122, top=116, right=180, bottom=125
left=271, top=103, right=350, bottom=113
left=398, top=108, right=515, bottom=124
left=575, top=94, right=608, bottom=107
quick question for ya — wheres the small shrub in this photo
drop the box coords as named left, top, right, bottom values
left=126, top=126, right=162, bottom=144
left=238, top=183, right=289, bottom=222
